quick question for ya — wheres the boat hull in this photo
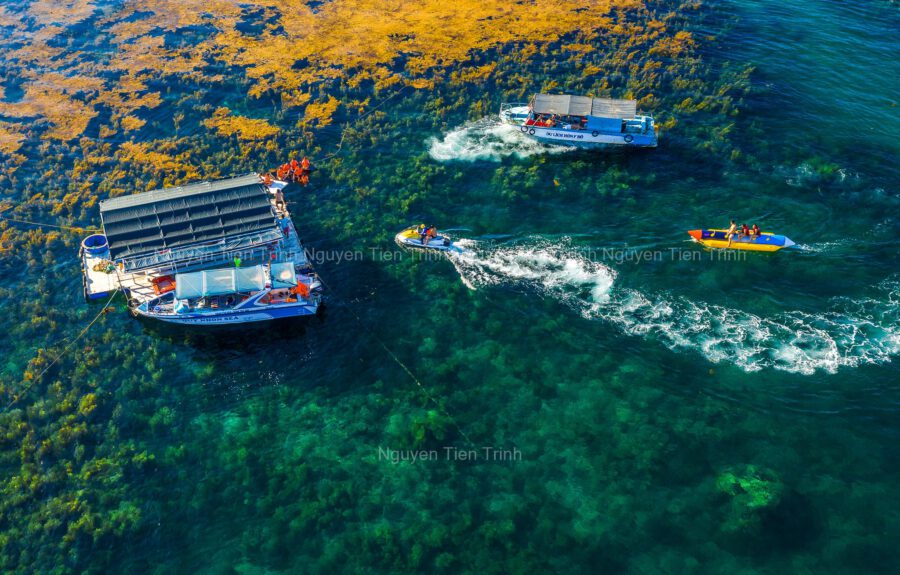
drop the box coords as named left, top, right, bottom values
left=134, top=302, right=318, bottom=325
left=688, top=229, right=795, bottom=252
left=519, top=125, right=657, bottom=148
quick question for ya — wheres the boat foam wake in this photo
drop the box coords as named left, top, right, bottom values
left=450, top=239, right=900, bottom=375
left=427, top=119, right=573, bottom=162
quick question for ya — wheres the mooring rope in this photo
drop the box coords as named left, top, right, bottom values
left=312, top=272, right=476, bottom=450
left=3, top=289, right=119, bottom=412
left=320, top=84, right=411, bottom=161
left=0, top=209, right=100, bottom=233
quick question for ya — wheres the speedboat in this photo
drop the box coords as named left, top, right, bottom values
left=395, top=226, right=467, bottom=254
left=688, top=229, right=796, bottom=252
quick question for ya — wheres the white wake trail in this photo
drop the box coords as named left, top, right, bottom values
left=449, top=239, right=900, bottom=375
left=427, top=118, right=573, bottom=162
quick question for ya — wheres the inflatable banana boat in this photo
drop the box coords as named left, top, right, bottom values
left=688, top=229, right=795, bottom=252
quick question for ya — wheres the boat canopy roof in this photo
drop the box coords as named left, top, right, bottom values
left=531, top=94, right=637, bottom=119
left=271, top=261, right=297, bottom=288
left=99, top=174, right=278, bottom=263
left=175, top=265, right=267, bottom=299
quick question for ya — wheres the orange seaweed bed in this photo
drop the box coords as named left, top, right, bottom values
left=0, top=0, right=654, bottom=151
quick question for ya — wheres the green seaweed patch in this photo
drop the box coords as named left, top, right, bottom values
left=714, top=464, right=785, bottom=541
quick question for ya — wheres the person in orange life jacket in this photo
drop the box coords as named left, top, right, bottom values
left=740, top=223, right=750, bottom=240
left=300, top=157, right=310, bottom=172
left=751, top=223, right=760, bottom=239
left=423, top=225, right=438, bottom=246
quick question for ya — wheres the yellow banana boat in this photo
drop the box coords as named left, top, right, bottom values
left=688, top=229, right=795, bottom=252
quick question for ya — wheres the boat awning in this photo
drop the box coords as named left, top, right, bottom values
left=591, top=98, right=637, bottom=119
left=531, top=94, right=637, bottom=119
left=532, top=94, right=593, bottom=116
left=270, top=262, right=297, bottom=288
left=175, top=265, right=266, bottom=299
left=99, top=174, right=278, bottom=264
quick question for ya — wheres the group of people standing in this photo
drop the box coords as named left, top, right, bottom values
left=275, top=157, right=312, bottom=185
left=260, top=157, right=312, bottom=213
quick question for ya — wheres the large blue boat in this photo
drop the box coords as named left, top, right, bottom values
left=80, top=174, right=322, bottom=325
left=500, top=93, right=658, bottom=148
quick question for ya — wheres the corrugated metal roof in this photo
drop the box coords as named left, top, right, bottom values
left=100, top=174, right=278, bottom=261
left=531, top=94, right=637, bottom=119
left=100, top=173, right=265, bottom=211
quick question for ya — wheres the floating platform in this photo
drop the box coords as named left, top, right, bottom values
left=80, top=234, right=118, bottom=300
left=81, top=174, right=322, bottom=325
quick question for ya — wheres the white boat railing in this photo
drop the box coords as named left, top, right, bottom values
left=120, top=228, right=284, bottom=272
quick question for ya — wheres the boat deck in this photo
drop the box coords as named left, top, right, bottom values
left=82, top=252, right=119, bottom=300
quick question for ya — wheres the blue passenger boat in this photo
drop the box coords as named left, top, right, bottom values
left=80, top=174, right=322, bottom=325
left=500, top=93, right=658, bottom=148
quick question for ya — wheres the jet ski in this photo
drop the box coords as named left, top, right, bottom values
left=395, top=225, right=467, bottom=254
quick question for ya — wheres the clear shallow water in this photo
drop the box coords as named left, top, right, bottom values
left=1, top=0, right=899, bottom=573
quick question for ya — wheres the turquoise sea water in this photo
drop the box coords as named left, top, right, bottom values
left=0, top=0, right=898, bottom=573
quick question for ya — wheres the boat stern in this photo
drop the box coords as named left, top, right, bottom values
left=499, top=103, right=530, bottom=125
